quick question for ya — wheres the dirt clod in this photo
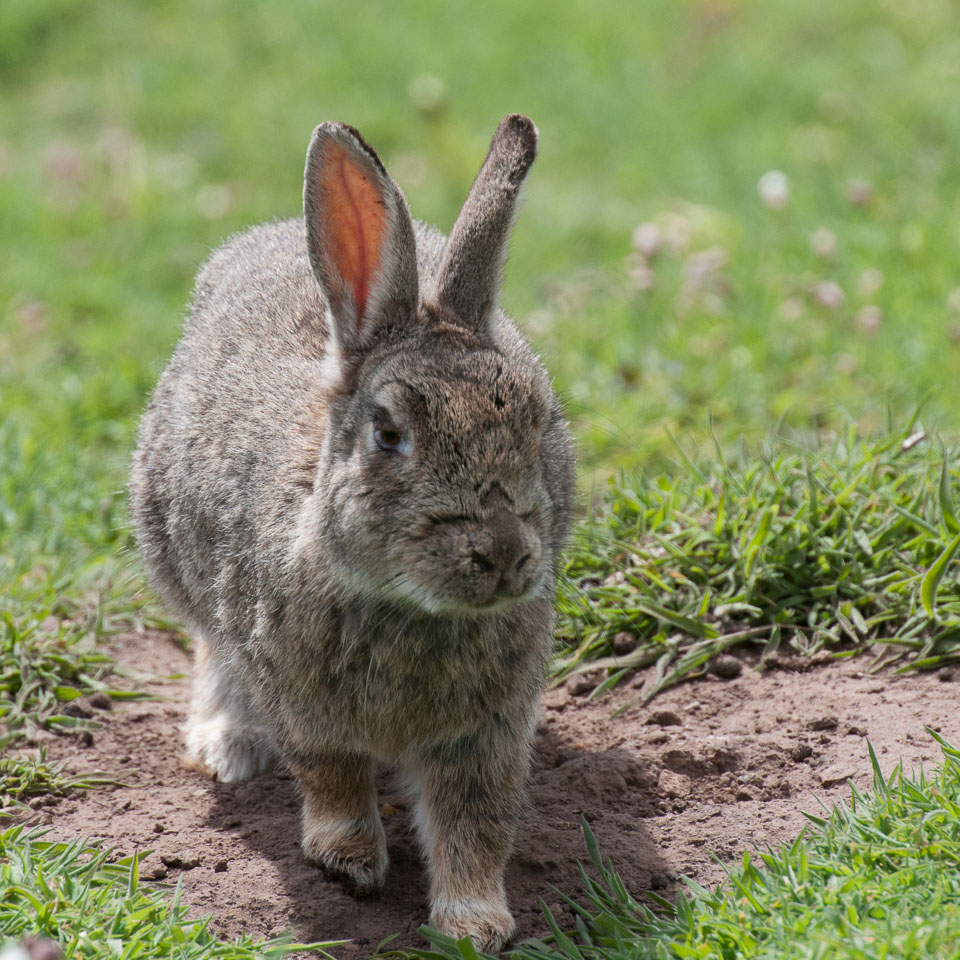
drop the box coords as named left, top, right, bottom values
left=790, top=743, right=814, bottom=762
left=819, top=766, right=856, bottom=789
left=161, top=852, right=202, bottom=870
left=214, top=859, right=229, bottom=873
left=647, top=710, right=682, bottom=727
left=612, top=632, right=637, bottom=655
left=709, top=655, right=742, bottom=679
left=659, top=770, right=693, bottom=798
left=567, top=673, right=599, bottom=696
left=809, top=715, right=839, bottom=731
left=89, top=693, right=113, bottom=710
left=64, top=701, right=94, bottom=719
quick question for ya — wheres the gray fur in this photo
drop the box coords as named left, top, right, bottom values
left=129, top=116, right=574, bottom=951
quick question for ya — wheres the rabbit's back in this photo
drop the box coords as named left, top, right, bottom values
left=131, top=218, right=331, bottom=628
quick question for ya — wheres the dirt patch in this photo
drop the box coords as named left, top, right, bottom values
left=21, top=631, right=960, bottom=956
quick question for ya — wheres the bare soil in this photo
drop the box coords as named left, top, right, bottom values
left=23, top=631, right=960, bottom=956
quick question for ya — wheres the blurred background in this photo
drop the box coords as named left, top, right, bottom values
left=2, top=0, right=960, bottom=578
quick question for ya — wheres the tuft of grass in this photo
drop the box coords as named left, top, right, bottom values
left=414, top=732, right=960, bottom=960
left=556, top=426, right=960, bottom=704
left=0, top=826, right=339, bottom=959
left=0, top=594, right=152, bottom=744
left=0, top=748, right=125, bottom=820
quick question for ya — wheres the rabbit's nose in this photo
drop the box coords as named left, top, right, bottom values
left=471, top=545, right=530, bottom=578
left=471, top=512, right=536, bottom=596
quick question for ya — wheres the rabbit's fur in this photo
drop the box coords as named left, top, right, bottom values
left=130, top=115, right=574, bottom=951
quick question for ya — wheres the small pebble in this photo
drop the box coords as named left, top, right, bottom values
left=64, top=701, right=93, bottom=719
left=647, top=710, right=682, bottom=727
left=161, top=852, right=202, bottom=870
left=709, top=655, right=742, bottom=679
left=820, top=767, right=856, bottom=789
left=567, top=674, right=598, bottom=696
left=659, top=770, right=693, bottom=799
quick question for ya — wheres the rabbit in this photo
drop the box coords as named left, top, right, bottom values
left=129, top=114, right=574, bottom=952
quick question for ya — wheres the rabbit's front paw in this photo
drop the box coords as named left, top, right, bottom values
left=302, top=815, right=388, bottom=894
left=430, top=897, right=516, bottom=953
left=182, top=717, right=276, bottom=783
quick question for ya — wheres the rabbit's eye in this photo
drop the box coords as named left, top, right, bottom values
left=374, top=425, right=410, bottom=455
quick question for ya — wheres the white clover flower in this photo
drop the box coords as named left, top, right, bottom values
left=631, top=221, right=663, bottom=258
left=757, top=170, right=790, bottom=209
left=857, top=305, right=883, bottom=334
left=810, top=227, right=837, bottom=259
left=814, top=281, right=845, bottom=309
left=857, top=268, right=884, bottom=297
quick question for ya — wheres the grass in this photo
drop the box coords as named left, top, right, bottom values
left=0, top=826, right=337, bottom=959
left=0, top=749, right=123, bottom=820
left=413, top=732, right=960, bottom=960
left=555, top=424, right=960, bottom=703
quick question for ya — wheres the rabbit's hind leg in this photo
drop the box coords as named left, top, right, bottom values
left=182, top=635, right=277, bottom=782
left=294, top=748, right=388, bottom=894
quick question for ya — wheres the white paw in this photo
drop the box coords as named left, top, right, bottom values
left=302, top=814, right=388, bottom=894
left=430, top=896, right=516, bottom=953
left=182, top=716, right=277, bottom=782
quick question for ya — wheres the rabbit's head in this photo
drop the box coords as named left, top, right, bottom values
left=299, top=116, right=573, bottom=615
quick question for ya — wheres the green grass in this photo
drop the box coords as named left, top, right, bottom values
left=0, top=826, right=336, bottom=959
left=555, top=424, right=960, bottom=702
left=0, top=749, right=123, bottom=820
left=414, top=732, right=960, bottom=960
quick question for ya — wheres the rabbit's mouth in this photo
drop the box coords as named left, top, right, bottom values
left=380, top=564, right=548, bottom=617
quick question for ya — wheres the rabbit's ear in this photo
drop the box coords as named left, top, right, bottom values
left=304, top=123, right=418, bottom=356
left=433, top=114, right=538, bottom=333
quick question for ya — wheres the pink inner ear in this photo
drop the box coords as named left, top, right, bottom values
left=319, top=143, right=386, bottom=325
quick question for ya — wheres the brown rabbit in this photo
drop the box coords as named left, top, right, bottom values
left=130, top=115, right=574, bottom=951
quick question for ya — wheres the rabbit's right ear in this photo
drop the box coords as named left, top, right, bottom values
left=304, top=123, right=418, bottom=360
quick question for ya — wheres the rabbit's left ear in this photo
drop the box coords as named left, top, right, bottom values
left=304, top=123, right=419, bottom=356
left=433, top=114, right=538, bottom=334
